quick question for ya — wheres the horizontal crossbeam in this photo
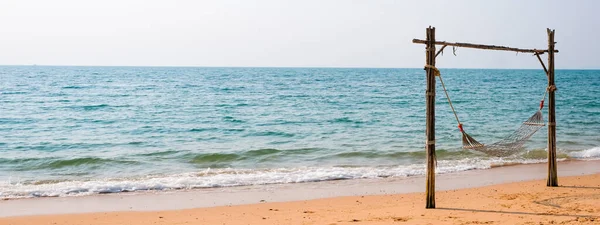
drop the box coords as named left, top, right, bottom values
left=412, top=39, right=559, bottom=54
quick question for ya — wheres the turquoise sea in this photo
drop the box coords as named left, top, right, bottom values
left=0, top=66, right=598, bottom=198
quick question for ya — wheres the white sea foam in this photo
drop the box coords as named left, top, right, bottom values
left=0, top=157, right=550, bottom=199
left=567, top=146, right=600, bottom=159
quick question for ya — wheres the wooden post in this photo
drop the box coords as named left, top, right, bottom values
left=425, top=26, right=436, bottom=208
left=547, top=28, right=558, bottom=187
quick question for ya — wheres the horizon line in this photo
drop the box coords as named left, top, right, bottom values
left=0, top=64, right=599, bottom=70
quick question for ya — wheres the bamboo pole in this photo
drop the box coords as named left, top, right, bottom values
left=425, top=27, right=436, bottom=209
left=413, top=39, right=559, bottom=54
left=547, top=28, right=558, bottom=187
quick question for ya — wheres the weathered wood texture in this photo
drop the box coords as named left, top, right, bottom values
left=413, top=39, right=559, bottom=54
left=547, top=29, right=558, bottom=187
left=425, top=27, right=436, bottom=209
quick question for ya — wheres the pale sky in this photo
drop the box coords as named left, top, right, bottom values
left=0, top=0, right=597, bottom=69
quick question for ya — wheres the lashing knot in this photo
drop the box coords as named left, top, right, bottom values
left=424, top=65, right=440, bottom=76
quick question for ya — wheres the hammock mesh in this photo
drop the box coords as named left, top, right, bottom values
left=465, top=110, right=545, bottom=157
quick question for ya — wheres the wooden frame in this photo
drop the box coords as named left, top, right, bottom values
left=413, top=26, right=559, bottom=209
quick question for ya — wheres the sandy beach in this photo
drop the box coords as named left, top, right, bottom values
left=2, top=1, right=600, bottom=224
left=1, top=160, right=599, bottom=225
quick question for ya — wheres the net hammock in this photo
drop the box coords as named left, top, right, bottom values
left=463, top=110, right=545, bottom=157
left=426, top=65, right=546, bottom=157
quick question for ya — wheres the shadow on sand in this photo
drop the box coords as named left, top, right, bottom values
left=556, top=185, right=600, bottom=190
left=437, top=207, right=596, bottom=218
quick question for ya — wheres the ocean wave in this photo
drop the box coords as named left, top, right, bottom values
left=0, top=157, right=140, bottom=170
left=2, top=148, right=584, bottom=173
left=0, top=157, right=550, bottom=199
left=82, top=104, right=110, bottom=110
left=244, top=131, right=295, bottom=137
left=61, top=85, right=84, bottom=89
left=521, top=149, right=570, bottom=159
left=329, top=117, right=363, bottom=124
left=331, top=149, right=477, bottom=160
left=0, top=91, right=28, bottom=95
left=183, top=148, right=300, bottom=167
left=222, top=116, right=245, bottom=123
left=567, top=146, right=600, bottom=159
left=188, top=153, right=242, bottom=164
left=39, top=157, right=139, bottom=169
left=133, top=150, right=182, bottom=157
left=189, top=128, right=219, bottom=132
left=244, top=148, right=282, bottom=156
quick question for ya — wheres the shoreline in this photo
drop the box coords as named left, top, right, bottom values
left=1, top=162, right=598, bottom=225
left=0, top=159, right=598, bottom=218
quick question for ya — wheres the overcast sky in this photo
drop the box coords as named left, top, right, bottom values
left=0, top=0, right=597, bottom=68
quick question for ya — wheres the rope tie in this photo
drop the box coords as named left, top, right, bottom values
left=547, top=85, right=557, bottom=92
left=426, top=65, right=461, bottom=127
left=424, top=65, right=440, bottom=76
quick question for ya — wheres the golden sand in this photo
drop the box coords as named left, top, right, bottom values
left=2, top=173, right=599, bottom=225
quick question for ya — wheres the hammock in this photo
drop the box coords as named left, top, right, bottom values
left=463, top=110, right=545, bottom=157
left=426, top=65, right=546, bottom=157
